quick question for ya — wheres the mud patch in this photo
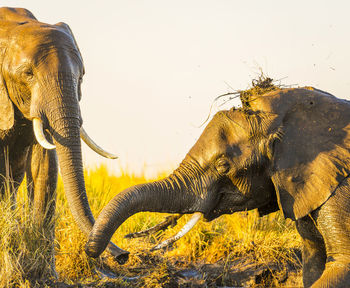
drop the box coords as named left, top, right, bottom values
left=82, top=251, right=303, bottom=288
left=36, top=244, right=303, bottom=287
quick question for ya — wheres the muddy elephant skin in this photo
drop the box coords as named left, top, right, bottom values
left=0, top=7, right=128, bottom=267
left=87, top=87, right=350, bottom=287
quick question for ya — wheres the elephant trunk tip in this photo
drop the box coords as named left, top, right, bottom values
left=85, top=240, right=102, bottom=258
left=85, top=240, right=130, bottom=265
left=114, top=252, right=130, bottom=265
left=85, top=239, right=109, bottom=259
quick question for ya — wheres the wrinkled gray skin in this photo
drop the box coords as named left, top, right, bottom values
left=0, top=7, right=128, bottom=271
left=87, top=87, right=350, bottom=287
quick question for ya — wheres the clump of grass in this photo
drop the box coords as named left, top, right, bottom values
left=240, top=73, right=279, bottom=108
left=202, top=73, right=280, bottom=128
left=0, top=184, right=55, bottom=287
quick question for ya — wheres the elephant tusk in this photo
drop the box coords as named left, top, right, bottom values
left=33, top=118, right=56, bottom=150
left=125, top=215, right=182, bottom=239
left=150, top=212, right=202, bottom=251
left=80, top=127, right=118, bottom=159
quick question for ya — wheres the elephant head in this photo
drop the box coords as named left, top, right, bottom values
left=0, top=7, right=128, bottom=262
left=85, top=87, right=350, bottom=259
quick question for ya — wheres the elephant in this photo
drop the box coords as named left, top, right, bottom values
left=0, top=6, right=129, bottom=272
left=86, top=86, right=350, bottom=287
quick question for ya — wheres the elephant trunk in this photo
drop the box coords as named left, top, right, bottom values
left=39, top=85, right=128, bottom=263
left=85, top=161, right=204, bottom=258
left=51, top=113, right=93, bottom=234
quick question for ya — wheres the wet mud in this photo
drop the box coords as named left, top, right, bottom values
left=44, top=251, right=303, bottom=288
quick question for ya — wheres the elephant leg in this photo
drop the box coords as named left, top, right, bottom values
left=0, top=148, right=9, bottom=196
left=26, top=144, right=58, bottom=227
left=295, top=215, right=326, bottom=288
left=0, top=146, right=28, bottom=202
left=310, top=178, right=350, bottom=288
left=26, top=143, right=58, bottom=277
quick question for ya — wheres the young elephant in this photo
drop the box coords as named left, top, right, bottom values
left=86, top=87, right=350, bottom=287
left=0, top=7, right=128, bottom=271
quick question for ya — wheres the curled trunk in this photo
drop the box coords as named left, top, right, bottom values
left=86, top=169, right=201, bottom=258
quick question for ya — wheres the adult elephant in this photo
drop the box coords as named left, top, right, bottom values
left=0, top=7, right=128, bottom=270
left=87, top=87, right=350, bottom=287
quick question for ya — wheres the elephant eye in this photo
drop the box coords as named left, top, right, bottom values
left=215, top=158, right=231, bottom=175
left=23, top=68, right=34, bottom=78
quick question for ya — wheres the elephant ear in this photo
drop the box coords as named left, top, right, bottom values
left=252, top=88, right=350, bottom=220
left=0, top=8, right=19, bottom=131
left=0, top=77, right=14, bottom=130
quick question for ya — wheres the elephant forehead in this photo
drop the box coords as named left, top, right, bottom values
left=9, top=23, right=77, bottom=55
left=187, top=111, right=249, bottom=165
left=7, top=24, right=83, bottom=71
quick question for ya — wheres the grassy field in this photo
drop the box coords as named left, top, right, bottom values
left=0, top=165, right=303, bottom=287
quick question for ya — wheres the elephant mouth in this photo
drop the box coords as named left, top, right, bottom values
left=203, top=208, right=222, bottom=222
left=202, top=189, right=227, bottom=221
left=202, top=185, right=248, bottom=221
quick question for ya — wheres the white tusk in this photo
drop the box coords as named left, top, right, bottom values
left=33, top=118, right=56, bottom=150
left=80, top=127, right=118, bottom=159
left=151, top=212, right=202, bottom=251
left=125, top=215, right=182, bottom=239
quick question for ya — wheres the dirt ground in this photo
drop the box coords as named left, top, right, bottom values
left=41, top=253, right=303, bottom=288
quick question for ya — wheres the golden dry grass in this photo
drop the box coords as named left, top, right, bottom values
left=0, top=187, right=55, bottom=287
left=0, top=164, right=302, bottom=287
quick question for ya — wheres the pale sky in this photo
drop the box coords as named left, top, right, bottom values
left=3, top=0, right=350, bottom=177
